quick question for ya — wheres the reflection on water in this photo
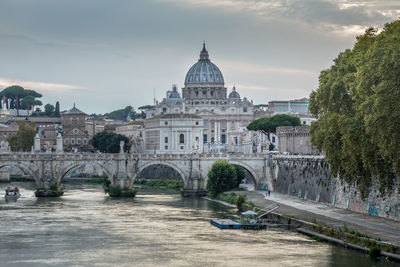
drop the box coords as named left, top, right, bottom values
left=0, top=182, right=396, bottom=267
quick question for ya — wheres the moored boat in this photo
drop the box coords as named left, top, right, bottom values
left=5, top=186, right=20, bottom=200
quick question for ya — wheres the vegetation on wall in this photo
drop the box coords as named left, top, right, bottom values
left=309, top=19, right=400, bottom=198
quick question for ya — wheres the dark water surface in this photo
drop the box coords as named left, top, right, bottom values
left=0, top=182, right=396, bottom=267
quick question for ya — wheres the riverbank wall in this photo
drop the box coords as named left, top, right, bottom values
left=271, top=157, right=400, bottom=221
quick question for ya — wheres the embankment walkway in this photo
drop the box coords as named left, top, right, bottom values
left=240, top=190, right=400, bottom=246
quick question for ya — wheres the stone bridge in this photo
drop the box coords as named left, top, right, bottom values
left=0, top=152, right=280, bottom=197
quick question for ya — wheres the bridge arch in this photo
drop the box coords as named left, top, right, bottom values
left=60, top=161, right=113, bottom=184
left=137, top=161, right=187, bottom=186
left=227, top=160, right=259, bottom=186
left=0, top=162, right=40, bottom=185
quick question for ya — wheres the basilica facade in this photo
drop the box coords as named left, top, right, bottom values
left=144, top=44, right=266, bottom=154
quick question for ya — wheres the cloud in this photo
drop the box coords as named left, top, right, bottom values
left=159, top=0, right=398, bottom=36
left=0, top=77, right=88, bottom=95
left=219, top=59, right=317, bottom=77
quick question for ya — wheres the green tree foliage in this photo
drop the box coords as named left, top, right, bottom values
left=44, top=103, right=55, bottom=116
left=309, top=20, right=400, bottom=198
left=236, top=194, right=246, bottom=211
left=21, top=95, right=42, bottom=114
left=7, top=122, right=36, bottom=151
left=207, top=160, right=237, bottom=197
left=233, top=165, right=246, bottom=188
left=138, top=105, right=154, bottom=110
left=54, top=101, right=61, bottom=117
left=91, top=131, right=129, bottom=153
left=247, top=114, right=301, bottom=138
left=105, top=105, right=146, bottom=121
left=105, top=106, right=135, bottom=121
left=0, top=85, right=42, bottom=115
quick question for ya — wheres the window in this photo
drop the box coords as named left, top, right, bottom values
left=272, top=136, right=276, bottom=143
left=64, top=138, right=69, bottom=144
left=71, top=138, right=75, bottom=144
left=195, top=121, right=199, bottom=125
left=202, top=90, right=206, bottom=96
left=162, top=107, right=167, bottom=113
left=165, top=145, right=168, bottom=149
left=165, top=137, right=168, bottom=143
left=83, top=138, right=87, bottom=144
left=303, top=121, right=306, bottom=125
left=203, top=121, right=207, bottom=128
left=77, top=138, right=81, bottom=144
left=221, top=120, right=226, bottom=128
left=203, top=134, right=208, bottom=143
left=243, top=107, right=248, bottom=112
left=211, top=137, right=215, bottom=144
left=164, top=121, right=168, bottom=125
left=73, top=129, right=79, bottom=134
left=179, top=133, right=184, bottom=144
left=221, top=134, right=226, bottom=144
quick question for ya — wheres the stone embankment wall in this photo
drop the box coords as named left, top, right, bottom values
left=272, top=158, right=400, bottom=221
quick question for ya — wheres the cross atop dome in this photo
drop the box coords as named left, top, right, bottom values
left=199, top=42, right=209, bottom=61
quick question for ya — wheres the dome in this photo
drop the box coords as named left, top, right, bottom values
left=167, top=85, right=181, bottom=99
left=184, top=43, right=224, bottom=86
left=228, top=86, right=240, bottom=99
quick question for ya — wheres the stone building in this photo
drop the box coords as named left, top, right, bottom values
left=144, top=113, right=203, bottom=154
left=276, top=126, right=318, bottom=154
left=85, top=118, right=105, bottom=139
left=61, top=104, right=90, bottom=151
left=146, top=44, right=265, bottom=153
left=115, top=120, right=145, bottom=153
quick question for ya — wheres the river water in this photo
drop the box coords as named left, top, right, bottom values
left=0, top=182, right=396, bottom=267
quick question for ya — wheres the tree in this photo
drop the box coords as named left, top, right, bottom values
left=105, top=105, right=136, bottom=121
left=21, top=96, right=42, bottom=115
left=91, top=131, right=129, bottom=153
left=309, top=19, right=400, bottom=198
left=233, top=165, right=245, bottom=188
left=54, top=101, right=61, bottom=117
left=247, top=114, right=301, bottom=139
left=0, top=86, right=42, bottom=116
left=44, top=104, right=55, bottom=116
left=7, top=122, right=36, bottom=151
left=2, top=85, right=24, bottom=115
left=206, top=160, right=237, bottom=197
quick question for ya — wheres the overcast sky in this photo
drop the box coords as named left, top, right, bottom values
left=0, top=0, right=399, bottom=113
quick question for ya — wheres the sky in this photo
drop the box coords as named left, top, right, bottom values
left=0, top=0, right=399, bottom=114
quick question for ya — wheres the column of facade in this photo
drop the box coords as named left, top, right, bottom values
left=213, top=120, right=217, bottom=144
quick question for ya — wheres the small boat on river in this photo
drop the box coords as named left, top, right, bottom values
left=5, top=186, right=20, bottom=201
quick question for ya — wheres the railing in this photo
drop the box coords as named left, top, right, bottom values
left=0, top=151, right=325, bottom=161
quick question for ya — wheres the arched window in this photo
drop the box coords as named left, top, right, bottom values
left=179, top=133, right=184, bottom=144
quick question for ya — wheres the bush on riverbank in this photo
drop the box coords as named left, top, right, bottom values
left=134, top=179, right=183, bottom=189
left=83, top=177, right=108, bottom=184
left=310, top=219, right=399, bottom=255
left=210, top=192, right=251, bottom=211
